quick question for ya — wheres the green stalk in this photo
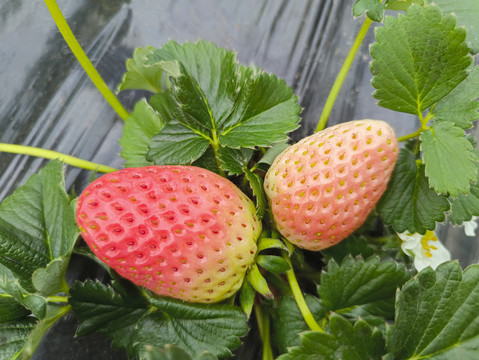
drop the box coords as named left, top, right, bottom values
left=282, top=253, right=324, bottom=332
left=43, top=0, right=130, bottom=121
left=254, top=304, right=274, bottom=360
left=316, top=16, right=373, bottom=132
left=0, top=143, right=117, bottom=173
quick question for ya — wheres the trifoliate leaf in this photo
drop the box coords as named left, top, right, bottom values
left=432, top=66, right=479, bottom=129
left=0, top=318, right=37, bottom=360
left=117, top=46, right=167, bottom=93
left=120, top=97, right=168, bottom=167
left=370, top=4, right=472, bottom=114
left=450, top=185, right=479, bottom=225
left=147, top=121, right=210, bottom=165
left=134, top=296, right=249, bottom=360
left=0, top=161, right=78, bottom=289
left=353, top=0, right=385, bottom=22
left=388, top=261, right=479, bottom=359
left=385, top=0, right=424, bottom=11
left=425, top=0, right=479, bottom=54
left=420, top=121, right=478, bottom=196
left=318, top=257, right=410, bottom=312
left=277, top=315, right=385, bottom=360
left=272, top=295, right=325, bottom=354
left=69, top=280, right=149, bottom=337
left=217, top=147, right=254, bottom=175
left=377, top=148, right=450, bottom=234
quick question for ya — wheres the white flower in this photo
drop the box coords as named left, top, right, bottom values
left=462, top=216, right=478, bottom=237
left=397, top=231, right=451, bottom=272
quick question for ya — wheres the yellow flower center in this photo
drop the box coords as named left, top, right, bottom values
left=421, top=231, right=438, bottom=258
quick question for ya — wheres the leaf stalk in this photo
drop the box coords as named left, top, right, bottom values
left=254, top=303, right=274, bottom=360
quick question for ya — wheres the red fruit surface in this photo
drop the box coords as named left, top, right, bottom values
left=76, top=165, right=261, bottom=303
left=264, top=119, right=398, bottom=251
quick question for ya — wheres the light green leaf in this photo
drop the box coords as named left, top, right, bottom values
left=244, top=168, right=267, bottom=220
left=31, top=257, right=69, bottom=295
left=117, top=46, right=167, bottom=93
left=388, top=261, right=479, bottom=359
left=120, top=98, right=167, bottom=167
left=421, top=121, right=478, bottom=196
left=318, top=257, right=410, bottom=312
left=218, top=73, right=300, bottom=148
left=138, top=344, right=218, bottom=360
left=449, top=185, right=479, bottom=225
left=217, top=147, right=254, bottom=175
left=385, top=0, right=424, bottom=11
left=257, top=237, right=289, bottom=253
left=0, top=161, right=78, bottom=288
left=353, top=0, right=385, bottom=22
left=424, top=0, right=479, bottom=54
left=256, top=255, right=291, bottom=274
left=134, top=296, right=249, bottom=360
left=432, top=66, right=479, bottom=129
left=370, top=4, right=472, bottom=114
left=246, top=263, right=273, bottom=299
left=0, top=318, right=37, bottom=360
left=277, top=315, right=385, bottom=360
left=377, top=148, right=450, bottom=234
left=239, top=280, right=255, bottom=318
left=147, top=121, right=210, bottom=165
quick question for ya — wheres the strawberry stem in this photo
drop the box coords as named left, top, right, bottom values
left=316, top=16, right=373, bottom=133
left=254, top=303, right=274, bottom=360
left=0, top=143, right=117, bottom=173
left=43, top=0, right=130, bottom=121
left=282, top=252, right=324, bottom=333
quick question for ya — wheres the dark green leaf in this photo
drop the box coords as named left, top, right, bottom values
left=272, top=295, right=325, bottom=354
left=450, top=185, right=479, bottom=225
left=257, top=237, right=289, bottom=253
left=432, top=66, right=479, bottom=129
left=0, top=160, right=78, bottom=288
left=31, top=257, right=69, bottom=295
left=138, top=344, right=218, bottom=360
left=277, top=315, right=385, bottom=360
left=370, top=4, right=472, bottom=114
left=217, top=147, right=254, bottom=175
left=321, top=235, right=375, bottom=264
left=0, top=318, right=37, bottom=360
left=0, top=296, right=29, bottom=322
left=318, top=257, right=410, bottom=312
left=239, top=280, right=255, bottom=318
left=353, top=0, right=385, bottom=22
left=219, top=73, right=300, bottom=148
left=147, top=121, right=210, bottom=165
left=257, top=255, right=291, bottom=274
left=388, top=261, right=479, bottom=359
left=254, top=142, right=289, bottom=171
left=244, top=169, right=267, bottom=220
left=421, top=121, right=478, bottom=196
left=117, top=46, right=167, bottom=93
left=425, top=0, right=479, bottom=54
left=134, top=296, right=249, bottom=359
left=191, top=146, right=219, bottom=174
left=377, top=148, right=450, bottom=234
left=69, top=280, right=149, bottom=337
left=120, top=98, right=167, bottom=167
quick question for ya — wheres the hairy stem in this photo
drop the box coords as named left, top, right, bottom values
left=282, top=253, right=324, bottom=332
left=254, top=304, right=274, bottom=360
left=316, top=16, right=373, bottom=132
left=43, top=0, right=130, bottom=121
left=0, top=143, right=117, bottom=173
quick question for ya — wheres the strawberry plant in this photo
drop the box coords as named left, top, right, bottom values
left=1, top=0, right=479, bottom=359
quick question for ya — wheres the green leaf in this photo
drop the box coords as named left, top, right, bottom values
left=257, top=255, right=291, bottom=274
left=421, top=121, right=478, bottom=196
left=31, top=257, right=69, bottom=295
left=318, top=257, right=410, bottom=312
left=321, top=235, right=376, bottom=264
left=69, top=280, right=149, bottom=337
left=246, top=263, right=273, bottom=298
left=385, top=0, right=424, bottom=11
left=244, top=169, right=267, bottom=220
left=0, top=296, right=29, bottom=322
left=450, top=185, right=479, bottom=225
left=277, top=315, right=385, bottom=360
left=191, top=146, right=220, bottom=174
left=254, top=142, right=289, bottom=171
left=239, top=280, right=255, bottom=318
left=0, top=318, right=37, bottom=360
left=147, top=121, right=210, bottom=165
left=387, top=261, right=479, bottom=359
left=134, top=296, right=249, bottom=360
left=138, top=344, right=218, bottom=360
left=377, top=148, right=450, bottom=234
left=257, top=237, right=289, bottom=253
left=0, top=160, right=78, bottom=288
left=353, top=0, right=385, bottom=22
left=217, top=147, right=254, bottom=175
left=120, top=98, right=167, bottom=167
left=218, top=73, right=300, bottom=148
left=272, top=295, right=326, bottom=354
left=424, top=0, right=479, bottom=54
left=117, top=46, right=167, bottom=93
left=432, top=66, right=479, bottom=129
left=370, top=4, right=472, bottom=114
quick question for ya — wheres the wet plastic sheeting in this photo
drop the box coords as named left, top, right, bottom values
left=0, top=0, right=473, bottom=359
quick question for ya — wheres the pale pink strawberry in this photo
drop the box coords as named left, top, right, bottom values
left=76, top=165, right=261, bottom=303
left=264, top=119, right=398, bottom=251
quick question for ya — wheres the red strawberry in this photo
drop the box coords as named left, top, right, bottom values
left=264, top=119, right=398, bottom=251
left=76, top=165, right=261, bottom=303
